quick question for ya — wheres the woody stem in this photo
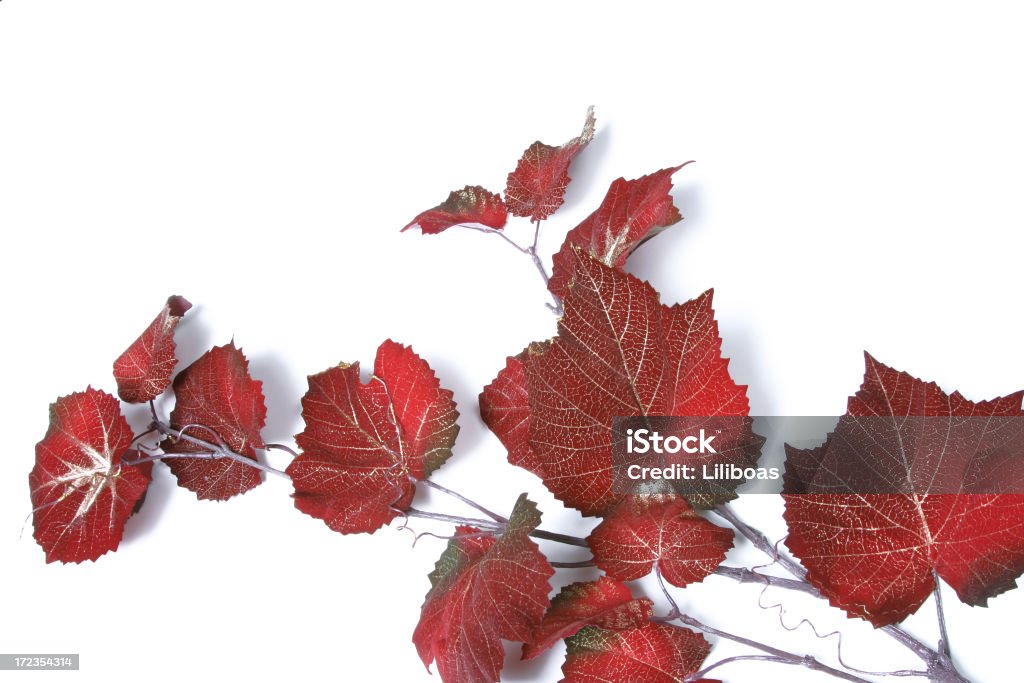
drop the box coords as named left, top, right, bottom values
left=121, top=402, right=291, bottom=479
left=714, top=502, right=968, bottom=680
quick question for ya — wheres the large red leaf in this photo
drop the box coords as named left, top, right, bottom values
left=113, top=295, right=192, bottom=403
left=548, top=167, right=687, bottom=299
left=519, top=250, right=758, bottom=515
left=479, top=350, right=543, bottom=476
left=560, top=623, right=711, bottom=683
left=784, top=353, right=1024, bottom=626
left=413, top=494, right=554, bottom=683
left=504, top=107, right=596, bottom=221
left=588, top=495, right=733, bottom=587
left=29, top=388, right=152, bottom=563
left=287, top=340, right=459, bottom=534
left=402, top=185, right=508, bottom=235
left=162, top=342, right=267, bottom=501
left=523, top=576, right=653, bottom=661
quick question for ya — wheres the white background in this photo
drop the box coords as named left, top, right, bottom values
left=2, top=2, right=1023, bottom=682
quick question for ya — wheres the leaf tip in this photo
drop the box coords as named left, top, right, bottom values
left=167, top=295, right=192, bottom=317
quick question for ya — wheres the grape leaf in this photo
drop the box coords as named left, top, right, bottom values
left=413, top=494, right=554, bottom=683
left=589, top=495, right=733, bottom=587
left=402, top=185, right=508, bottom=234
left=548, top=166, right=687, bottom=299
left=518, top=250, right=759, bottom=515
left=504, top=107, right=596, bottom=221
left=523, top=576, right=654, bottom=661
left=113, top=295, right=192, bottom=403
left=784, top=353, right=1024, bottom=626
left=162, top=342, right=267, bottom=501
left=479, top=350, right=542, bottom=476
left=29, top=388, right=152, bottom=563
left=560, top=623, right=711, bottom=683
left=288, top=340, right=459, bottom=534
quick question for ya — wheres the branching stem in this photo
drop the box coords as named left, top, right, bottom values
left=711, top=504, right=805, bottom=578
left=127, top=406, right=967, bottom=681
left=714, top=565, right=813, bottom=593
left=714, top=503, right=970, bottom=682
left=124, top=402, right=291, bottom=479
left=457, top=221, right=562, bottom=314
left=673, top=614, right=876, bottom=683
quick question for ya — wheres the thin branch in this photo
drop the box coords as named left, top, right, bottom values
left=405, top=508, right=503, bottom=529
left=417, top=478, right=507, bottom=523
left=264, top=443, right=300, bottom=458
left=129, top=426, right=158, bottom=447
left=403, top=508, right=589, bottom=547
left=457, top=223, right=530, bottom=254
left=457, top=219, right=561, bottom=313
left=673, top=614, right=876, bottom=683
left=527, top=218, right=563, bottom=315
left=136, top=417, right=291, bottom=479
left=653, top=562, right=682, bottom=621
left=715, top=565, right=814, bottom=594
left=550, top=560, right=595, bottom=569
left=529, top=528, right=589, bottom=548
left=125, top=447, right=290, bottom=479
left=712, top=504, right=805, bottom=578
left=687, top=654, right=794, bottom=681
left=932, top=570, right=951, bottom=658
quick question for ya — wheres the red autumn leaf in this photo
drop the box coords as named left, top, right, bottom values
left=402, top=185, right=508, bottom=235
left=784, top=353, right=1024, bottom=626
left=504, top=107, right=596, bottom=221
left=548, top=166, right=688, bottom=299
left=523, top=576, right=654, bottom=661
left=519, top=250, right=760, bottom=515
left=113, top=295, right=192, bottom=403
left=479, top=350, right=543, bottom=477
left=560, top=623, right=711, bottom=683
left=413, top=494, right=554, bottom=683
left=287, top=340, right=459, bottom=534
left=162, top=342, right=267, bottom=501
left=588, top=495, right=733, bottom=587
left=29, top=388, right=152, bottom=563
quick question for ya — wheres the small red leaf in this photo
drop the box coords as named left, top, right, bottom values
left=523, top=576, right=653, bottom=661
left=549, top=167, right=686, bottom=299
left=504, top=107, right=596, bottom=221
left=479, top=351, right=543, bottom=477
left=403, top=185, right=508, bottom=234
left=560, top=623, right=711, bottom=683
left=162, top=342, right=267, bottom=501
left=521, top=250, right=758, bottom=515
left=113, top=295, right=192, bottom=403
left=29, top=388, right=152, bottom=563
left=288, top=340, right=459, bottom=534
left=589, top=495, right=733, bottom=587
left=413, top=494, right=554, bottom=683
left=784, top=353, right=1024, bottom=626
